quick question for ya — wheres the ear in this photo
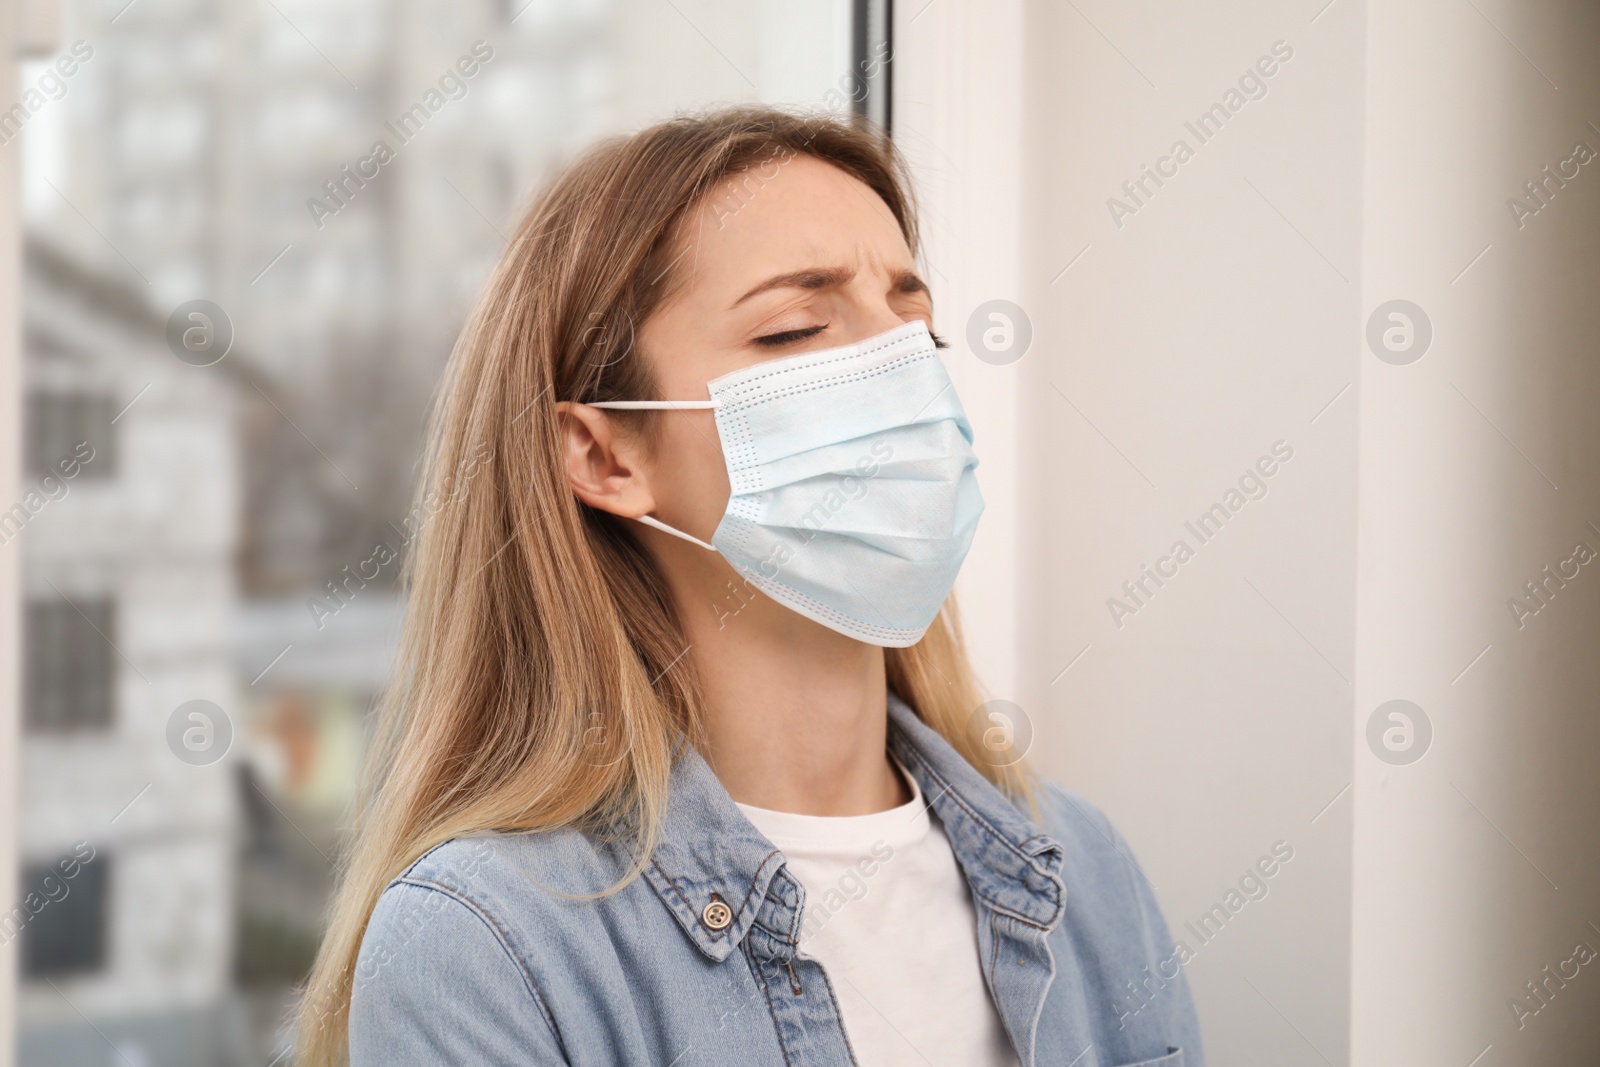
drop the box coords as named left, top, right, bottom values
left=556, top=402, right=656, bottom=519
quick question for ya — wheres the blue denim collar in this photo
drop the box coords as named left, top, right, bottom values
left=642, top=739, right=800, bottom=964
left=644, top=692, right=1067, bottom=963
left=883, top=694, right=1067, bottom=929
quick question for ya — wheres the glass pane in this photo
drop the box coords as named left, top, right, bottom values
left=20, top=853, right=110, bottom=979
left=17, top=1, right=860, bottom=1062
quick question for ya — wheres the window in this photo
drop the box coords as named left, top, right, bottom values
left=11, top=1, right=869, bottom=1058
left=26, top=391, right=115, bottom=480
left=24, top=597, right=116, bottom=732
left=20, top=853, right=110, bottom=978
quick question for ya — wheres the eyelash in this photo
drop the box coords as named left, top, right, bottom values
left=754, top=325, right=952, bottom=349
left=754, top=324, right=828, bottom=347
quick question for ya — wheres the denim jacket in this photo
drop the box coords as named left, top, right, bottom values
left=347, top=695, right=1205, bottom=1066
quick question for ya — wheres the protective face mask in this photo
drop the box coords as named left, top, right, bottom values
left=589, top=319, right=983, bottom=647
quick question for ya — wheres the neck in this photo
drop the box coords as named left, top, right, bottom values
left=675, top=569, right=909, bottom=817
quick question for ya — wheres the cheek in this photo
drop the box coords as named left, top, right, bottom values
left=653, top=414, right=731, bottom=528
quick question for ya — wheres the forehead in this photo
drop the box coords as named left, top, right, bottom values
left=665, top=154, right=912, bottom=306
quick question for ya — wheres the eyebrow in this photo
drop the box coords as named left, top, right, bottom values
left=729, top=265, right=929, bottom=309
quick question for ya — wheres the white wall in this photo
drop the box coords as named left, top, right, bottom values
left=895, top=0, right=1027, bottom=701
left=1016, top=3, right=1361, bottom=1062
left=1351, top=0, right=1600, bottom=1063
left=902, top=0, right=1600, bottom=1064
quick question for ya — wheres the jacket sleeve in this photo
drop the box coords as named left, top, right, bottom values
left=348, top=879, right=569, bottom=1066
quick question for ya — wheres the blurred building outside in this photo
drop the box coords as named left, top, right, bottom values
left=14, top=0, right=860, bottom=1062
left=17, top=237, right=244, bottom=1065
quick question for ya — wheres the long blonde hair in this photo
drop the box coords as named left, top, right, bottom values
left=295, top=104, right=1038, bottom=1065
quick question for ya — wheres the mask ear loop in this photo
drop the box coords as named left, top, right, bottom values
left=585, top=400, right=719, bottom=409
left=634, top=514, right=717, bottom=551
left=578, top=399, right=722, bottom=551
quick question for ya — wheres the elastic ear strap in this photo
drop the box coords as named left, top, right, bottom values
left=635, top=514, right=717, bottom=552
left=586, top=399, right=719, bottom=410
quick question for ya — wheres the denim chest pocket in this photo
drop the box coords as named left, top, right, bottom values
left=1115, top=1047, right=1182, bottom=1067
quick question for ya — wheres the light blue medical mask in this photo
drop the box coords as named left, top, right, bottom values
left=589, top=319, right=983, bottom=647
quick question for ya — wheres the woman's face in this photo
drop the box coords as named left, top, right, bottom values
left=637, top=154, right=935, bottom=546
left=564, top=154, right=935, bottom=602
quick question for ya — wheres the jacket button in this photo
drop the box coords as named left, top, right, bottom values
left=701, top=897, right=733, bottom=931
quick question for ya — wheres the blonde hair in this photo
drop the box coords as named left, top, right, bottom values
left=295, top=104, right=1038, bottom=1065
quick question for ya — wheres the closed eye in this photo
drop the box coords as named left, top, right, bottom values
left=754, top=324, right=828, bottom=347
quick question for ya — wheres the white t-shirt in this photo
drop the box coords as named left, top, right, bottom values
left=734, top=755, right=1022, bottom=1067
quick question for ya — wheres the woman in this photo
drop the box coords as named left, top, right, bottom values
left=297, top=105, right=1204, bottom=1067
